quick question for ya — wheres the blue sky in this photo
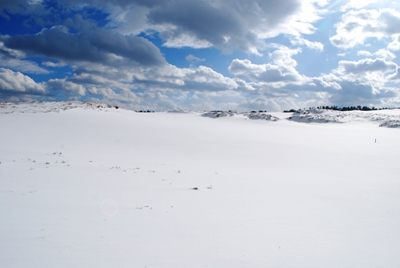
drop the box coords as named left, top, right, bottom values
left=1, top=0, right=400, bottom=111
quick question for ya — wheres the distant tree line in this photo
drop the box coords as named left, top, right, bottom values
left=318, top=105, right=379, bottom=111
left=284, top=105, right=399, bottom=113
left=135, top=110, right=155, bottom=113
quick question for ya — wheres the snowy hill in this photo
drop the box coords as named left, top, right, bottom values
left=0, top=101, right=118, bottom=114
left=1, top=102, right=400, bottom=267
left=287, top=107, right=400, bottom=127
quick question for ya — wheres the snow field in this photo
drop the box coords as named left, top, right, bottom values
left=0, top=103, right=400, bottom=267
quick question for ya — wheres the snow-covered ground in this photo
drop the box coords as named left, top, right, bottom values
left=1, top=102, right=400, bottom=267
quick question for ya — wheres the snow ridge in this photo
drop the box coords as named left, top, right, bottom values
left=201, top=110, right=280, bottom=121
left=244, top=111, right=280, bottom=121
left=0, top=101, right=119, bottom=114
left=287, top=108, right=400, bottom=127
left=201, top=110, right=237, bottom=118
left=379, top=120, right=400, bottom=128
left=1, top=102, right=400, bottom=128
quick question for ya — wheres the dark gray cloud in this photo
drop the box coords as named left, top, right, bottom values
left=4, top=25, right=166, bottom=67
left=108, top=0, right=160, bottom=8
left=388, top=67, right=400, bottom=80
left=338, top=58, right=397, bottom=74
left=146, top=0, right=301, bottom=53
left=379, top=10, right=400, bottom=35
left=0, top=40, right=50, bottom=74
left=64, top=0, right=160, bottom=9
left=254, top=0, right=301, bottom=25
left=329, top=81, right=397, bottom=106
left=2, top=0, right=311, bottom=55
left=0, top=0, right=30, bottom=16
left=148, top=1, right=245, bottom=45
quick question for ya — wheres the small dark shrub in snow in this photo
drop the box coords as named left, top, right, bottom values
left=283, top=109, right=298, bottom=113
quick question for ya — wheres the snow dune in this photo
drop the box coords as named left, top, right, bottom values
left=1, top=102, right=400, bottom=267
left=287, top=108, right=400, bottom=125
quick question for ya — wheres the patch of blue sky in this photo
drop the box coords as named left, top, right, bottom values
left=293, top=52, right=331, bottom=78
left=0, top=14, right=42, bottom=35
left=182, top=48, right=242, bottom=77
left=288, top=14, right=341, bottom=77
left=131, top=87, right=147, bottom=94
left=74, top=6, right=110, bottom=28
left=141, top=32, right=238, bottom=76
left=27, top=61, right=73, bottom=82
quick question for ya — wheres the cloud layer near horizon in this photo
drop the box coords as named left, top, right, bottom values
left=0, top=0, right=400, bottom=111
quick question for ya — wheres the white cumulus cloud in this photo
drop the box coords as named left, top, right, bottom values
left=330, top=8, right=400, bottom=49
left=0, top=67, right=46, bottom=94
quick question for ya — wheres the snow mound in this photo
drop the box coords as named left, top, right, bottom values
left=379, top=120, right=400, bottom=128
left=201, top=110, right=279, bottom=120
left=243, top=111, right=279, bottom=121
left=201, top=110, right=236, bottom=118
left=288, top=108, right=400, bottom=125
left=167, top=110, right=197, bottom=114
left=0, top=101, right=119, bottom=114
left=288, top=108, right=344, bottom=123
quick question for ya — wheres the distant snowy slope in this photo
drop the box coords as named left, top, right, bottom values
left=0, top=101, right=118, bottom=114
left=1, top=102, right=400, bottom=267
left=287, top=108, right=400, bottom=127
left=2, top=101, right=399, bottom=127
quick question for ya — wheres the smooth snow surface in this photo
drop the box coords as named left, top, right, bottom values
left=1, top=102, right=400, bottom=267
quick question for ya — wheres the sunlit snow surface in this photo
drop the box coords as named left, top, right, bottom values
left=1, top=102, right=400, bottom=267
